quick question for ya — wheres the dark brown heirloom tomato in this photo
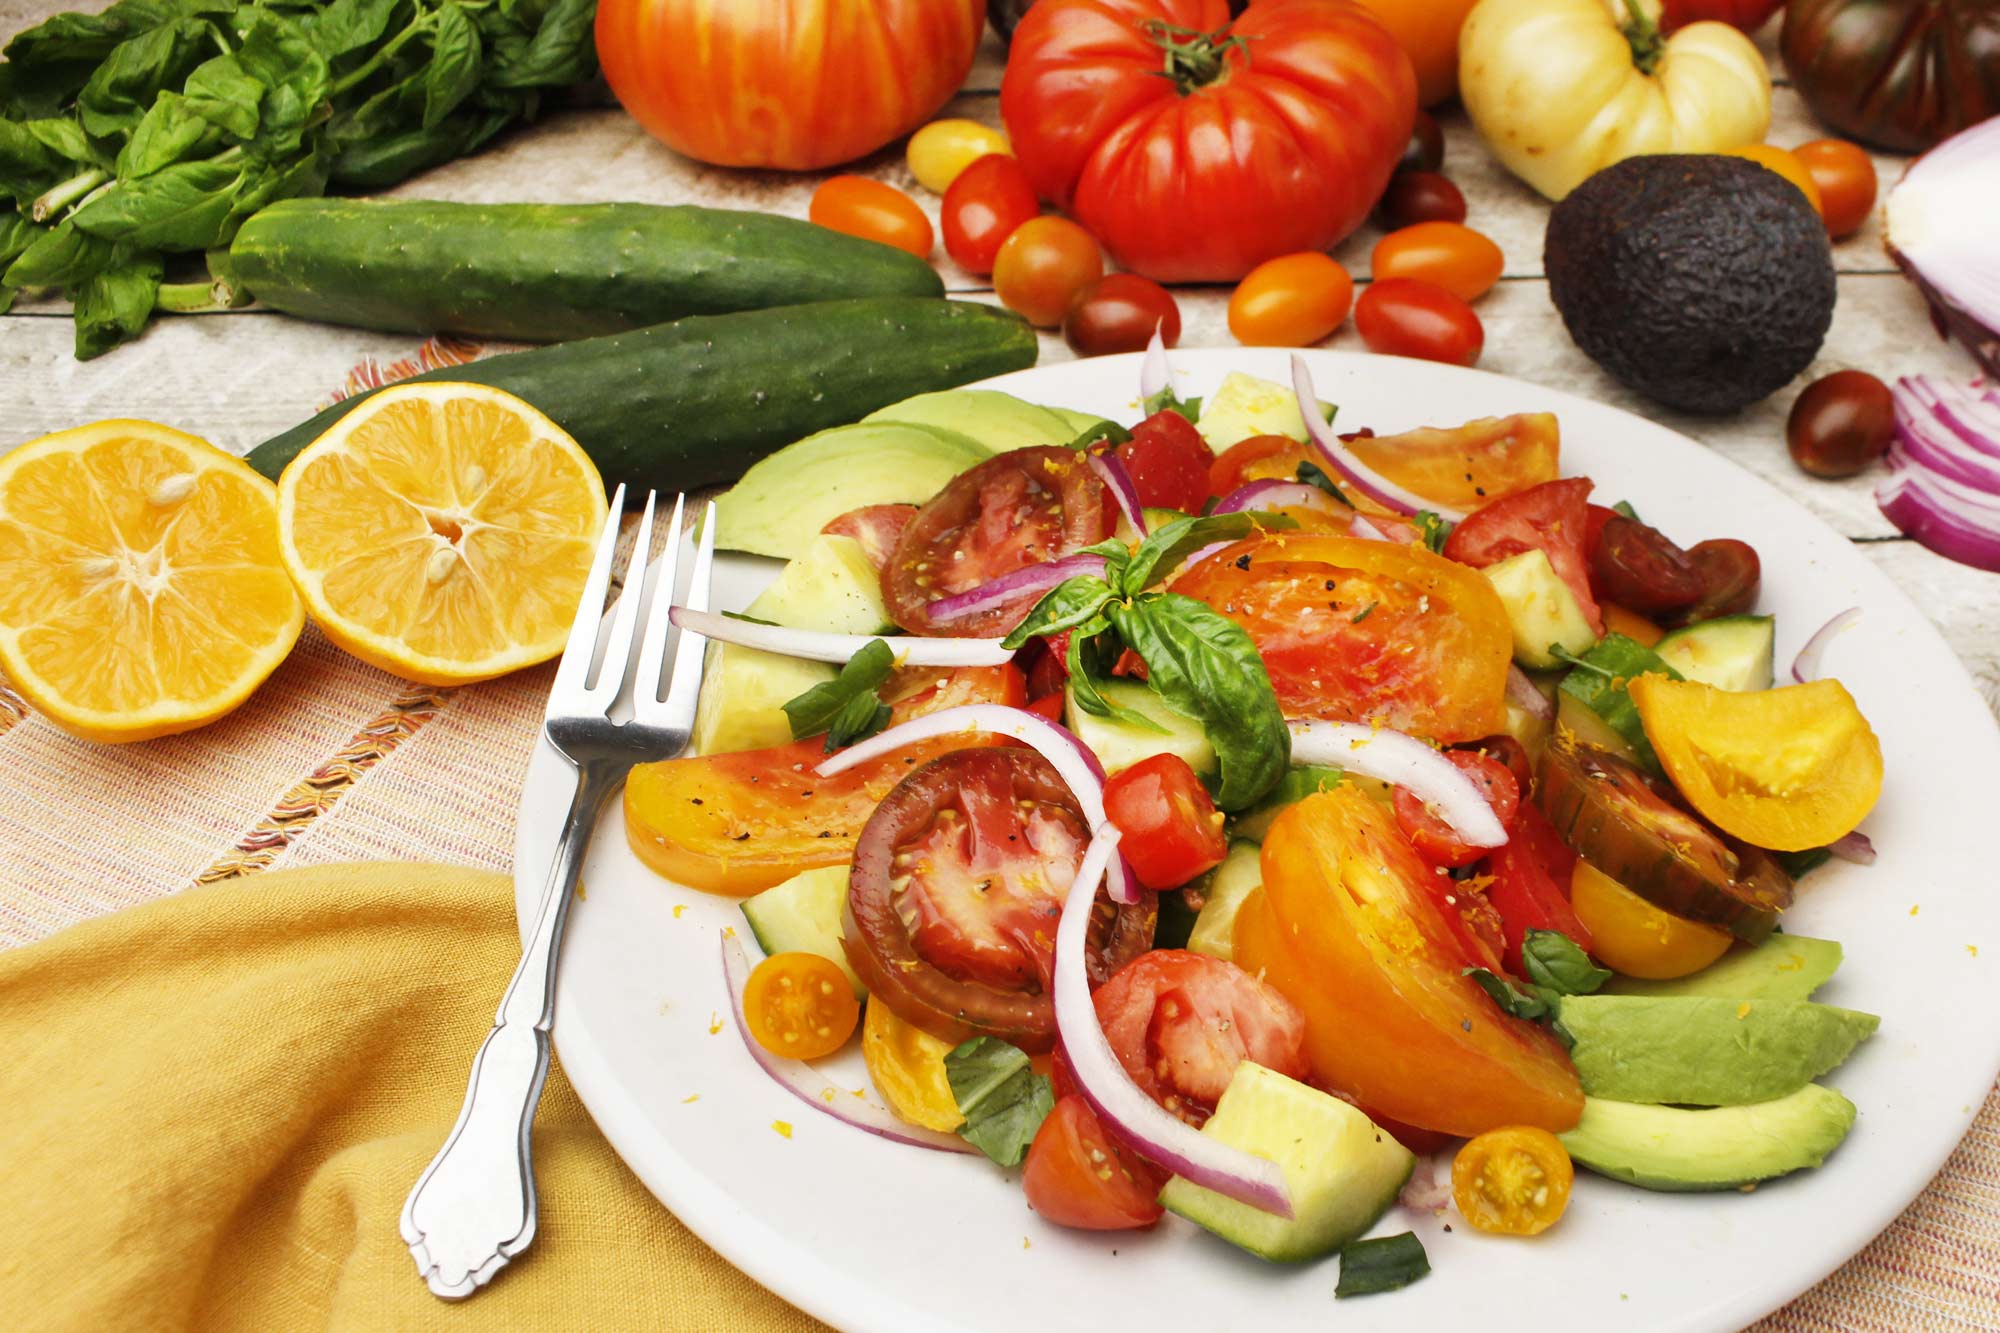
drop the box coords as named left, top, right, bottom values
left=1590, top=516, right=1703, bottom=615
left=1536, top=742, right=1793, bottom=942
left=1782, top=0, right=2000, bottom=153
left=1787, top=370, right=1895, bottom=478
left=1675, top=538, right=1762, bottom=624
left=881, top=446, right=1113, bottom=636
left=1063, top=273, right=1183, bottom=358
left=1400, top=109, right=1445, bottom=173
left=1376, top=171, right=1467, bottom=229
left=843, top=749, right=1156, bottom=1052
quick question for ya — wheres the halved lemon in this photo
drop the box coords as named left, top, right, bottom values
left=276, top=383, right=608, bottom=685
left=0, top=420, right=305, bottom=743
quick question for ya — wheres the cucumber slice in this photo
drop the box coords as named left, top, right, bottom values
left=745, top=533, right=892, bottom=635
left=1159, top=1063, right=1414, bottom=1262
left=1654, top=614, right=1776, bottom=691
left=1064, top=678, right=1216, bottom=778
left=739, top=866, right=863, bottom=997
left=1188, top=841, right=1262, bottom=961
left=1196, top=372, right=1311, bottom=449
left=692, top=641, right=834, bottom=755
left=1482, top=548, right=1599, bottom=669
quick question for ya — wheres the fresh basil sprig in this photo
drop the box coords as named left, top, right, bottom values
left=1336, top=1232, right=1431, bottom=1298
left=1064, top=418, right=1132, bottom=451
left=1550, top=634, right=1683, bottom=775
left=943, top=1036, right=1053, bottom=1168
left=781, top=638, right=895, bottom=754
left=1414, top=510, right=1452, bottom=553
left=1466, top=929, right=1609, bottom=1037
left=1294, top=459, right=1355, bottom=507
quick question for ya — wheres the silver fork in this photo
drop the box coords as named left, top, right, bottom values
left=399, top=487, right=716, bottom=1300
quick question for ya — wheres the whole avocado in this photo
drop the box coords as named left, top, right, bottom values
left=1544, top=156, right=1836, bottom=415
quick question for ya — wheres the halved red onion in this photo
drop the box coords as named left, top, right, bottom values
left=669, top=607, right=1013, bottom=666
left=1286, top=719, right=1509, bottom=848
left=1884, top=115, right=2000, bottom=378
left=1214, top=479, right=1349, bottom=520
left=1507, top=663, right=1554, bottom=722
left=1877, top=462, right=2000, bottom=574
left=1350, top=514, right=1393, bottom=543
left=1089, top=451, right=1148, bottom=536
left=1397, top=1154, right=1450, bottom=1214
left=1791, top=607, right=1862, bottom=684
left=1054, top=823, right=1295, bottom=1218
left=1891, top=378, right=2000, bottom=492
left=720, top=932, right=975, bottom=1154
left=1291, top=354, right=1466, bottom=523
left=1829, top=831, right=1877, bottom=865
left=814, top=703, right=1136, bottom=904
left=1140, top=327, right=1170, bottom=403
left=926, top=553, right=1109, bottom=625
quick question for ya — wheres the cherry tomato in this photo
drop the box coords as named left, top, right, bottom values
left=1393, top=750, right=1520, bottom=868
left=1376, top=170, right=1467, bottom=229
left=808, top=175, right=934, bottom=257
left=1452, top=1126, right=1574, bottom=1236
left=1723, top=145, right=1824, bottom=217
left=1400, top=109, right=1445, bottom=172
left=1207, top=433, right=1306, bottom=497
left=1589, top=515, right=1703, bottom=615
left=1679, top=539, right=1761, bottom=623
left=743, top=951, right=862, bottom=1060
left=1227, top=253, right=1355, bottom=347
left=1792, top=139, right=1878, bottom=240
left=992, top=215, right=1103, bottom=327
left=941, top=153, right=1040, bottom=275
left=1445, top=477, right=1603, bottom=635
left=1372, top=222, right=1503, bottom=302
left=1064, top=273, right=1182, bottom=357
left=1023, top=1095, right=1165, bottom=1230
left=1786, top=370, right=1894, bottom=479
left=1570, top=859, right=1732, bottom=979
left=907, top=117, right=1011, bottom=194
left=1103, top=753, right=1228, bottom=889
left=1354, top=277, right=1484, bottom=367
left=1114, top=409, right=1214, bottom=513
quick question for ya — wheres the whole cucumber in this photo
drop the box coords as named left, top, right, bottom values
left=224, top=199, right=945, bottom=341
left=245, top=298, right=1038, bottom=489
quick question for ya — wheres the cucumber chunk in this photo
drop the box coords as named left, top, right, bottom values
left=1160, top=1063, right=1414, bottom=1262
left=741, top=866, right=863, bottom=997
left=746, top=533, right=892, bottom=635
left=692, top=641, right=834, bottom=755
left=1654, top=614, right=1776, bottom=691
left=1482, top=548, right=1599, bottom=669
left=1188, top=841, right=1262, bottom=961
left=1065, top=679, right=1216, bottom=778
left=1196, top=372, right=1309, bottom=450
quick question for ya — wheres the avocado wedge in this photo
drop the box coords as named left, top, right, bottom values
left=1560, top=1085, right=1857, bottom=1192
left=1557, top=994, right=1877, bottom=1106
left=1605, top=934, right=1843, bottom=1003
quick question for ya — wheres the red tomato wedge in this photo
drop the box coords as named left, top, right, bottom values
left=1113, top=409, right=1213, bottom=513
left=1485, top=801, right=1593, bottom=974
left=1444, top=477, right=1604, bottom=635
left=1103, top=754, right=1228, bottom=889
left=1023, top=1095, right=1166, bottom=1230
left=822, top=503, right=917, bottom=571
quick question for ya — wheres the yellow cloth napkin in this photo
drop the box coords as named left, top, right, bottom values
left=0, top=862, right=833, bottom=1332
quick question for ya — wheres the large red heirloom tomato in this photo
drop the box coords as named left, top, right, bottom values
left=1000, top=0, right=1417, bottom=282
left=597, top=0, right=988, bottom=170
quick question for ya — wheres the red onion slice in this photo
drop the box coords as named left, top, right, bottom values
left=1350, top=514, right=1393, bottom=542
left=1791, top=607, right=1862, bottom=684
left=814, top=703, right=1136, bottom=904
left=1507, top=663, right=1554, bottom=722
left=721, top=932, right=976, bottom=1154
left=1292, top=354, right=1466, bottom=523
left=1877, top=464, right=2000, bottom=574
left=1398, top=1154, right=1451, bottom=1214
left=925, top=553, right=1109, bottom=625
left=1829, top=831, right=1877, bottom=865
left=1286, top=719, right=1509, bottom=849
left=1089, top=451, right=1148, bottom=536
left=669, top=607, right=1013, bottom=666
left=1140, top=327, right=1170, bottom=403
left=1055, top=823, right=1295, bottom=1218
left=1883, top=116, right=2000, bottom=377
left=1892, top=378, right=2000, bottom=492
left=1213, top=479, right=1349, bottom=520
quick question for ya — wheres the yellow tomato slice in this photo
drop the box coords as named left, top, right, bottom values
left=1452, top=1126, right=1574, bottom=1236
left=1630, top=676, right=1883, bottom=852
left=1570, top=859, right=1732, bottom=980
left=861, top=995, right=964, bottom=1133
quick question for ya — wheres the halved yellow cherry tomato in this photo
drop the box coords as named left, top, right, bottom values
left=907, top=118, right=1011, bottom=194
left=1452, top=1125, right=1574, bottom=1236
left=745, top=952, right=861, bottom=1061
left=1630, top=675, right=1883, bottom=852
left=861, top=994, right=963, bottom=1132
left=1570, top=858, right=1733, bottom=980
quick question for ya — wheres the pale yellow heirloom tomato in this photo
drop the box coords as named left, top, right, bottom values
left=1458, top=0, right=1771, bottom=200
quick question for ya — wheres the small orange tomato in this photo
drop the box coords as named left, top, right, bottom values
left=1371, top=222, right=1504, bottom=302
left=992, top=215, right=1103, bottom=327
left=1792, top=139, right=1877, bottom=240
left=809, top=176, right=934, bottom=257
left=1599, top=602, right=1664, bottom=647
left=744, top=951, right=862, bottom=1060
left=1452, top=1126, right=1574, bottom=1236
left=1722, top=145, right=1824, bottom=217
left=1228, top=253, right=1355, bottom=346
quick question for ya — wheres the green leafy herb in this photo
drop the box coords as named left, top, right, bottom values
left=1350, top=601, right=1376, bottom=624
left=1521, top=929, right=1611, bottom=996
left=781, top=639, right=895, bottom=753
left=1119, top=511, right=1285, bottom=594
left=1774, top=846, right=1833, bottom=881
left=1464, top=968, right=1555, bottom=1022
left=71, top=250, right=160, bottom=358
left=943, top=1036, right=1053, bottom=1168
left=1336, top=1232, right=1431, bottom=1298
left=1142, top=385, right=1201, bottom=422
left=1064, top=418, right=1132, bottom=450
left=1551, top=633, right=1683, bottom=775
left=1612, top=499, right=1641, bottom=522
left=718, top=609, right=779, bottom=627
left=1001, top=574, right=1115, bottom=651
left=1294, top=459, right=1354, bottom=507
left=1414, top=510, right=1452, bottom=553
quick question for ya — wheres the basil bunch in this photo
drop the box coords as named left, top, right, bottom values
left=0, top=0, right=599, bottom=356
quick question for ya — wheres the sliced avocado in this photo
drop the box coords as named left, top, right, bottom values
left=1196, top=372, right=1320, bottom=450
left=1654, top=614, right=1776, bottom=691
left=1160, top=1062, right=1414, bottom=1262
left=691, top=641, right=833, bottom=756
left=1557, top=994, right=1878, bottom=1105
left=1606, top=934, right=1843, bottom=1002
left=715, top=422, right=987, bottom=559
left=1188, top=841, right=1262, bottom=962
left=741, top=866, right=863, bottom=998
left=1044, top=404, right=1111, bottom=436
left=1559, top=1084, right=1857, bottom=1192
left=1230, top=766, right=1346, bottom=842
left=745, top=533, right=892, bottom=635
left=864, top=389, right=1073, bottom=454
left=1065, top=678, right=1216, bottom=778
left=1482, top=548, right=1598, bottom=669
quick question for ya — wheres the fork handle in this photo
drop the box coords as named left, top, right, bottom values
left=398, top=760, right=620, bottom=1299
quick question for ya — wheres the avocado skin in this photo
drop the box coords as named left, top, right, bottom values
left=1560, top=1085, right=1857, bottom=1192
left=1544, top=156, right=1836, bottom=415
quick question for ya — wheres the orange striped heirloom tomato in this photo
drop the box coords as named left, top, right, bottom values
left=596, top=0, right=987, bottom=170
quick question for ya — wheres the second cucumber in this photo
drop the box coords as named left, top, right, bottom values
left=223, top=199, right=946, bottom=341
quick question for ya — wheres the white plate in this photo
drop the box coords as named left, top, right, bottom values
left=515, top=349, right=2000, bottom=1333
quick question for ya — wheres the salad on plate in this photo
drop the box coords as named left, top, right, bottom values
left=621, top=346, right=1885, bottom=1294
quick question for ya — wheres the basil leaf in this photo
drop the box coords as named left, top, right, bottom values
left=1520, top=929, right=1611, bottom=996
left=1551, top=634, right=1682, bottom=776
left=1000, top=574, right=1115, bottom=650
left=1336, top=1232, right=1430, bottom=1299
left=4, top=218, right=115, bottom=287
left=1119, top=511, right=1293, bottom=596
left=71, top=252, right=162, bottom=359
left=943, top=1037, right=1052, bottom=1168
left=28, top=117, right=107, bottom=169
left=823, top=690, right=891, bottom=754
left=0, top=214, right=40, bottom=271
left=71, top=155, right=243, bottom=249
left=421, top=4, right=483, bottom=129
left=117, top=91, right=218, bottom=177
left=1464, top=968, right=1554, bottom=1022
left=182, top=54, right=265, bottom=139
left=307, top=0, right=406, bottom=60
left=1294, top=459, right=1354, bottom=507
left=781, top=638, right=895, bottom=750
left=1142, top=384, right=1195, bottom=420
left=1107, top=593, right=1288, bottom=809
left=1065, top=418, right=1131, bottom=450
left=1414, top=510, right=1451, bottom=553
left=1774, top=846, right=1833, bottom=881
left=1063, top=623, right=1166, bottom=733
left=0, top=287, right=14, bottom=316
left=76, top=19, right=210, bottom=138
left=1613, top=499, right=1641, bottom=522
left=486, top=0, right=596, bottom=88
